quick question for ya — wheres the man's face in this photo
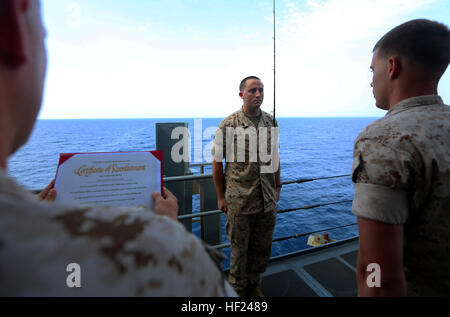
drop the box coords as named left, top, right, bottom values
left=13, top=0, right=47, bottom=153
left=240, top=78, right=264, bottom=112
left=370, top=50, right=390, bottom=110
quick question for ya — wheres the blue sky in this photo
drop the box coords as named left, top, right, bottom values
left=40, top=0, right=450, bottom=119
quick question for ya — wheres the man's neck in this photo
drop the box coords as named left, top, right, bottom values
left=389, top=87, right=438, bottom=110
left=242, top=105, right=261, bottom=117
left=388, top=74, right=439, bottom=110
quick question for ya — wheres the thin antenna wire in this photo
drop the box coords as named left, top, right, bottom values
left=273, top=0, right=276, bottom=125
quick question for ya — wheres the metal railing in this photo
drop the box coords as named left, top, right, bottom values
left=32, top=162, right=357, bottom=251
left=189, top=162, right=212, bottom=174
left=213, top=223, right=358, bottom=250
left=176, top=163, right=356, bottom=249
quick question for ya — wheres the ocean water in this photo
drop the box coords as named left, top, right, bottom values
left=8, top=117, right=379, bottom=269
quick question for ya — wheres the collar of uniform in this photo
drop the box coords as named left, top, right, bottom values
left=386, top=95, right=444, bottom=117
left=238, top=107, right=255, bottom=128
left=260, top=111, right=274, bottom=127
left=238, top=107, right=274, bottom=128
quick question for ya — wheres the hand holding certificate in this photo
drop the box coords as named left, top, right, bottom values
left=54, top=151, right=163, bottom=211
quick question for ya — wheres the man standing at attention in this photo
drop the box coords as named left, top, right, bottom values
left=212, top=76, right=281, bottom=297
left=352, top=19, right=450, bottom=296
left=0, top=0, right=235, bottom=296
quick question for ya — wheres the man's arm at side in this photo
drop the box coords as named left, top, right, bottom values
left=212, top=159, right=227, bottom=213
left=357, top=217, right=406, bottom=296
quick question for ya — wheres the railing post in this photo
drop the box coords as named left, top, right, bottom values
left=200, top=178, right=222, bottom=246
left=156, top=122, right=193, bottom=232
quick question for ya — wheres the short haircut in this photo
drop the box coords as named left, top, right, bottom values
left=239, top=76, right=261, bottom=92
left=0, top=0, right=24, bottom=66
left=373, top=19, right=450, bottom=77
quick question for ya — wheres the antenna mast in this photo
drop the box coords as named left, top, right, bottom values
left=273, top=0, right=276, bottom=125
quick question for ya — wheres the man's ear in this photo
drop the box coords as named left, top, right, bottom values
left=239, top=91, right=244, bottom=99
left=0, top=0, right=29, bottom=67
left=387, top=56, right=401, bottom=80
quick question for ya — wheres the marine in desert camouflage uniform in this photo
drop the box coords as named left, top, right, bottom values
left=0, top=171, right=235, bottom=296
left=352, top=19, right=450, bottom=296
left=212, top=76, right=281, bottom=297
left=0, top=0, right=235, bottom=297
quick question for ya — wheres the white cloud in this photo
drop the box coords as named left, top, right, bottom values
left=273, top=0, right=441, bottom=117
left=40, top=0, right=447, bottom=119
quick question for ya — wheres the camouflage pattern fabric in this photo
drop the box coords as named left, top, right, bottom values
left=0, top=171, right=236, bottom=296
left=212, top=107, right=279, bottom=294
left=226, top=208, right=277, bottom=294
left=212, top=107, right=279, bottom=216
left=352, top=95, right=450, bottom=296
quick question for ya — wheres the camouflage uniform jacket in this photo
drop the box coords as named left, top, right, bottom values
left=352, top=95, right=450, bottom=295
left=212, top=107, right=279, bottom=215
left=0, top=171, right=236, bottom=296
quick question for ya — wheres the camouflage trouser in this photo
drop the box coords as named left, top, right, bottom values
left=226, top=208, right=277, bottom=294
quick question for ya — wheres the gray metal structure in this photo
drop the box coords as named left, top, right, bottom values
left=155, top=122, right=222, bottom=246
left=156, top=122, right=193, bottom=231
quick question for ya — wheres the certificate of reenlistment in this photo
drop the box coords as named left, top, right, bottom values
left=54, top=151, right=163, bottom=211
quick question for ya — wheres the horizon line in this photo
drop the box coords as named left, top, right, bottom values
left=37, top=116, right=382, bottom=120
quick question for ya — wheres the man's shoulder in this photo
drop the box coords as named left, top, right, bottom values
left=260, top=110, right=277, bottom=126
left=218, top=109, right=242, bottom=129
left=0, top=177, right=228, bottom=296
left=356, top=103, right=450, bottom=146
left=0, top=192, right=203, bottom=262
left=261, top=110, right=274, bottom=120
left=355, top=116, right=389, bottom=143
left=218, top=109, right=276, bottom=128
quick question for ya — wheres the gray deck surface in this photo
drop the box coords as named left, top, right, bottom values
left=261, top=239, right=359, bottom=297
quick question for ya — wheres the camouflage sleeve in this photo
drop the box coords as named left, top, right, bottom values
left=211, top=122, right=226, bottom=162
left=351, top=137, right=411, bottom=225
left=211, top=120, right=227, bottom=162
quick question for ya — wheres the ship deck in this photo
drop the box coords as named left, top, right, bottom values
left=260, top=237, right=359, bottom=297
